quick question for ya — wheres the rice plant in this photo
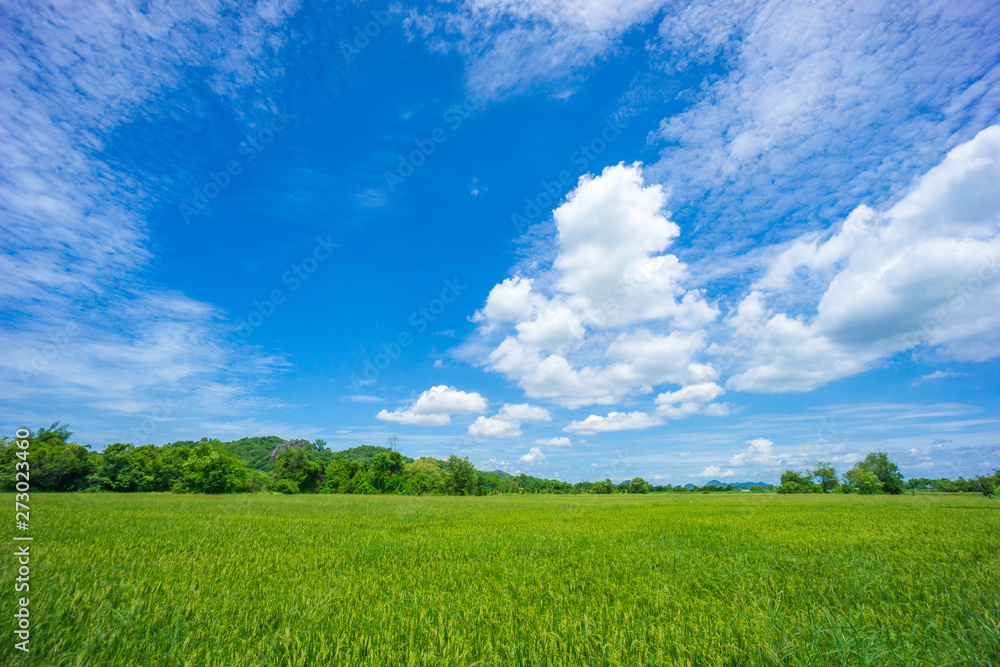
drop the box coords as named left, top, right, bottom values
left=4, top=493, right=998, bottom=666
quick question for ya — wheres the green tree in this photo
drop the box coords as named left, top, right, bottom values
left=629, top=477, right=650, bottom=494
left=322, top=458, right=367, bottom=494
left=273, top=449, right=324, bottom=493
left=174, top=443, right=248, bottom=494
left=371, top=450, right=406, bottom=492
left=852, top=452, right=904, bottom=494
left=844, top=466, right=883, bottom=495
left=245, top=469, right=272, bottom=492
left=0, top=424, right=95, bottom=491
left=89, top=443, right=187, bottom=492
left=971, top=470, right=997, bottom=497
left=812, top=462, right=839, bottom=493
left=269, top=478, right=300, bottom=494
left=777, top=470, right=816, bottom=493
left=446, top=455, right=476, bottom=496
left=404, top=457, right=447, bottom=495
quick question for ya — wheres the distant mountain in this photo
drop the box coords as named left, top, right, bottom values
left=482, top=469, right=513, bottom=478
left=689, top=480, right=770, bottom=489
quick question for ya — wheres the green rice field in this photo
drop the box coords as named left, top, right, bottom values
left=5, top=493, right=999, bottom=666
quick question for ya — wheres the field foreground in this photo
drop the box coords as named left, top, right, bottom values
left=5, top=493, right=999, bottom=666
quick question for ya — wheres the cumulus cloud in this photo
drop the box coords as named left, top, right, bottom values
left=728, top=126, right=1000, bottom=393
left=474, top=163, right=718, bottom=409
left=465, top=415, right=518, bottom=435
left=728, top=438, right=781, bottom=467
left=534, top=436, right=572, bottom=447
left=698, top=466, right=734, bottom=479
left=467, top=402, right=552, bottom=437
left=518, top=446, right=547, bottom=465
left=564, top=411, right=664, bottom=434
left=654, top=381, right=728, bottom=419
left=377, top=386, right=488, bottom=426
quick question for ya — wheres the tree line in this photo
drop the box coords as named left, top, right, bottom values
left=0, top=425, right=577, bottom=495
left=1, top=425, right=996, bottom=496
left=777, top=452, right=998, bottom=496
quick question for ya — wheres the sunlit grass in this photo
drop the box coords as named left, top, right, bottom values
left=5, top=493, right=999, bottom=666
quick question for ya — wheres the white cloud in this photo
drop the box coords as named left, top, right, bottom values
left=912, top=370, right=965, bottom=386
left=654, top=381, right=727, bottom=419
left=728, top=126, right=1000, bottom=392
left=553, top=165, right=717, bottom=329
left=467, top=416, right=520, bottom=437
left=497, top=403, right=552, bottom=422
left=728, top=438, right=781, bottom=467
left=518, top=446, right=546, bottom=465
left=473, top=277, right=541, bottom=329
left=650, top=0, right=1000, bottom=258
left=0, top=0, right=300, bottom=443
left=534, top=436, right=572, bottom=448
left=375, top=411, right=452, bottom=427
left=377, top=386, right=488, bottom=427
left=343, top=394, right=385, bottom=403
left=406, top=0, right=669, bottom=100
left=467, top=402, right=551, bottom=437
left=474, top=163, right=718, bottom=409
left=606, top=329, right=715, bottom=386
left=564, top=411, right=664, bottom=434
left=698, top=466, right=734, bottom=479
left=408, top=385, right=488, bottom=414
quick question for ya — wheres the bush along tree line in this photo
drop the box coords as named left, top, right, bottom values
left=2, top=425, right=997, bottom=496
left=777, top=451, right=999, bottom=496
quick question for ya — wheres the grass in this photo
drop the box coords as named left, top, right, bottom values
left=4, top=493, right=999, bottom=666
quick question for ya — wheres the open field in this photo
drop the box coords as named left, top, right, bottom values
left=5, top=493, right=999, bottom=666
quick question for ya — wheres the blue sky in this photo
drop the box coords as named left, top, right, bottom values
left=2, top=0, right=1000, bottom=484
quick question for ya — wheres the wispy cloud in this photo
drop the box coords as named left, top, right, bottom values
left=342, top=394, right=387, bottom=403
left=405, top=0, right=668, bottom=100
left=0, top=0, right=301, bottom=445
left=650, top=0, right=1000, bottom=259
left=913, top=370, right=966, bottom=386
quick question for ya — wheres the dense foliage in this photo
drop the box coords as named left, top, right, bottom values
left=776, top=452, right=998, bottom=496
left=0, top=425, right=586, bottom=495
left=3, top=424, right=996, bottom=496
